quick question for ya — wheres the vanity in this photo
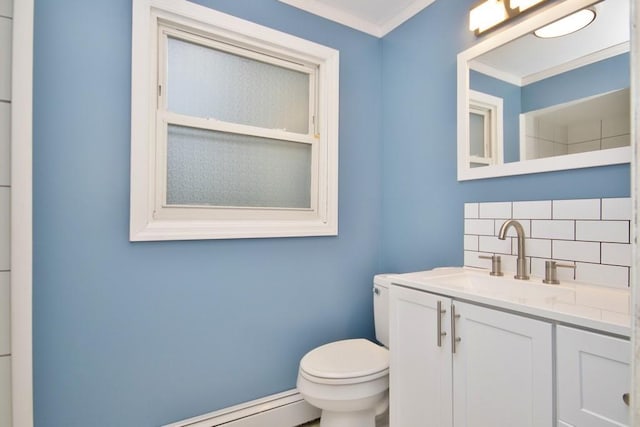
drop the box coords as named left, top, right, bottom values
left=388, top=267, right=630, bottom=427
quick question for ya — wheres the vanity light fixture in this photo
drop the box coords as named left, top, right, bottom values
left=533, top=8, right=596, bottom=38
left=469, top=0, right=550, bottom=35
left=509, top=0, right=545, bottom=12
left=469, top=0, right=508, bottom=34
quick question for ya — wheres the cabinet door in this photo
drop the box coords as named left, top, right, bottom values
left=389, top=286, right=453, bottom=427
left=557, top=325, right=630, bottom=426
left=452, top=301, right=553, bottom=427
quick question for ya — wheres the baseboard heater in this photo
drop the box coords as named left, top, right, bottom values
left=163, top=389, right=320, bottom=427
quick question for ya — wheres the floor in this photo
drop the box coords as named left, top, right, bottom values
left=297, top=413, right=389, bottom=427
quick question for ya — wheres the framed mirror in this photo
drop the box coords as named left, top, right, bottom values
left=457, top=0, right=630, bottom=181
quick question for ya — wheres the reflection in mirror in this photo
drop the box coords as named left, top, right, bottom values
left=522, top=88, right=629, bottom=160
left=458, top=0, right=631, bottom=180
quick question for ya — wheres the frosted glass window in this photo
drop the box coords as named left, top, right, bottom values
left=469, top=112, right=486, bottom=157
left=167, top=37, right=311, bottom=134
left=167, top=125, right=311, bottom=208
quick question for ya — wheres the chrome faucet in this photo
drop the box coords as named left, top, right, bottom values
left=498, top=219, right=529, bottom=280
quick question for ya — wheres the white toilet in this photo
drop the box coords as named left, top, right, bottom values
left=297, top=275, right=391, bottom=427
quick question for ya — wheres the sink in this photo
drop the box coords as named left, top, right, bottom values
left=425, top=270, right=575, bottom=303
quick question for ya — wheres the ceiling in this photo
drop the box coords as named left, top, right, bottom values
left=277, top=0, right=437, bottom=37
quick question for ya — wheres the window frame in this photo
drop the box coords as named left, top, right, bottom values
left=468, top=90, right=504, bottom=167
left=130, top=0, right=339, bottom=241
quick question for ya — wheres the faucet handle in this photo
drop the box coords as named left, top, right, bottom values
left=543, top=260, right=575, bottom=284
left=479, top=255, right=504, bottom=277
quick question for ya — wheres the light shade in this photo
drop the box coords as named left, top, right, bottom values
left=510, top=0, right=545, bottom=12
left=534, top=9, right=596, bottom=38
left=469, top=0, right=508, bottom=33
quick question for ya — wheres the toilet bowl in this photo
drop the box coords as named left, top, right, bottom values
left=296, top=275, right=393, bottom=427
left=297, top=339, right=389, bottom=427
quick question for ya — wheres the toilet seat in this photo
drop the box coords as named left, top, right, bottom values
left=299, top=339, right=389, bottom=385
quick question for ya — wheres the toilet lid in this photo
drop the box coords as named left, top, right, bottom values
left=300, top=339, right=389, bottom=380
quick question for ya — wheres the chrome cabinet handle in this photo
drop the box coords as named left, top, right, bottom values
left=451, top=304, right=461, bottom=354
left=437, top=301, right=447, bottom=347
left=623, top=393, right=630, bottom=406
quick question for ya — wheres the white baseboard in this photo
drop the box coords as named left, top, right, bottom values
left=163, top=389, right=320, bottom=427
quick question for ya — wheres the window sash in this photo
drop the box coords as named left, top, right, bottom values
left=155, top=25, right=320, bottom=215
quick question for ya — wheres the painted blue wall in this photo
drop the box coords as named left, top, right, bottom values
left=33, top=1, right=382, bottom=426
left=380, top=0, right=630, bottom=273
left=522, top=52, right=630, bottom=112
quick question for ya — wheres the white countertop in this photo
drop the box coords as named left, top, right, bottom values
left=384, top=267, right=631, bottom=338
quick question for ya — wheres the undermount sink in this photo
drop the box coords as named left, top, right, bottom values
left=426, top=270, right=575, bottom=303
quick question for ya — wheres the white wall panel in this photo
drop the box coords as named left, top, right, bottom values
left=0, top=17, right=10, bottom=101
left=0, top=103, right=8, bottom=186
left=0, top=272, right=7, bottom=355
left=0, top=188, right=8, bottom=271
left=0, top=355, right=10, bottom=427
left=0, top=0, right=10, bottom=19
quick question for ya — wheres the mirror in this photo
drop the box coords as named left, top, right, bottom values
left=457, top=0, right=630, bottom=181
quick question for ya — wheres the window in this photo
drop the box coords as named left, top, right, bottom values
left=130, top=0, right=339, bottom=241
left=468, top=90, right=503, bottom=168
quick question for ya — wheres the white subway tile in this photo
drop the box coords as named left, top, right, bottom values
left=0, top=273, right=7, bottom=355
left=0, top=18, right=10, bottom=101
left=553, top=199, right=600, bottom=220
left=575, top=263, right=629, bottom=288
left=602, top=198, right=631, bottom=220
left=602, top=115, right=630, bottom=138
left=576, top=220, right=629, bottom=243
left=601, top=135, right=629, bottom=149
left=567, top=140, right=600, bottom=154
left=567, top=120, right=601, bottom=144
left=538, top=120, right=556, bottom=141
left=479, top=235, right=512, bottom=255
left=464, top=235, right=478, bottom=251
left=464, top=251, right=491, bottom=269
left=464, top=219, right=494, bottom=236
left=552, top=240, right=600, bottom=263
left=0, top=0, right=11, bottom=18
left=530, top=258, right=575, bottom=281
left=601, top=243, right=632, bottom=267
left=519, top=238, right=551, bottom=258
left=464, top=203, right=479, bottom=219
left=479, top=202, right=511, bottom=219
left=0, top=103, right=9, bottom=186
left=512, top=200, right=551, bottom=219
left=531, top=220, right=574, bottom=240
left=0, top=188, right=7, bottom=271
left=495, top=219, right=530, bottom=238
left=601, top=311, right=631, bottom=325
left=499, top=254, right=523, bottom=277
left=0, top=355, right=10, bottom=427
left=552, top=142, right=568, bottom=156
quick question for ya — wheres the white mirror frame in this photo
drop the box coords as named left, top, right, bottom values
left=457, top=0, right=631, bottom=181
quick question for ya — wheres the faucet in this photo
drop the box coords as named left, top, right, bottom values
left=498, top=219, right=529, bottom=280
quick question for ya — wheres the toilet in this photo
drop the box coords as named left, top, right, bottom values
left=296, top=275, right=392, bottom=427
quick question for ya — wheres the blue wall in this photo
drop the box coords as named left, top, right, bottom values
left=32, top=0, right=630, bottom=426
left=522, top=52, right=630, bottom=112
left=380, top=0, right=630, bottom=273
left=33, top=1, right=382, bottom=426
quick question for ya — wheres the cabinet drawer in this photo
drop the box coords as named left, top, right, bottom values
left=557, top=326, right=630, bottom=427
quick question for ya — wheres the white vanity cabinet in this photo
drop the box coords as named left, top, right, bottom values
left=556, top=326, right=631, bottom=427
left=390, top=285, right=553, bottom=427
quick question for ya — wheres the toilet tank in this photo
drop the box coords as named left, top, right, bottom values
left=373, top=274, right=393, bottom=347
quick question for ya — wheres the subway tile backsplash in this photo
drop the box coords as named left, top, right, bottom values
left=464, top=197, right=631, bottom=288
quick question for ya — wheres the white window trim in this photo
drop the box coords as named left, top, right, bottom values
left=468, top=89, right=503, bottom=167
left=130, top=0, right=339, bottom=241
